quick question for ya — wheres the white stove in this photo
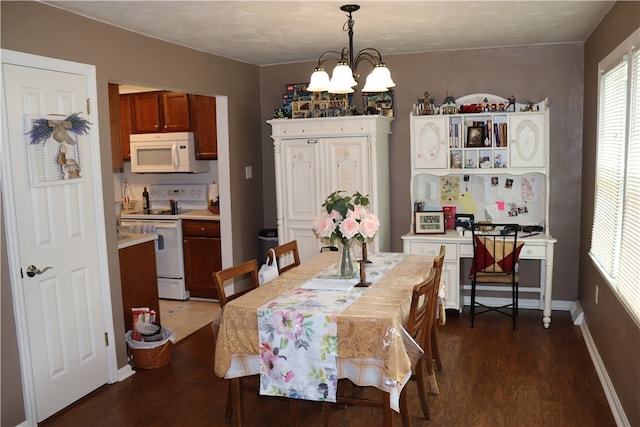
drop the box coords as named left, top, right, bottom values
left=121, top=184, right=208, bottom=300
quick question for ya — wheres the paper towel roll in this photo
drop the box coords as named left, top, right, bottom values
left=208, top=182, right=219, bottom=202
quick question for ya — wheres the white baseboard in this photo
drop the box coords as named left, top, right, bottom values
left=579, top=316, right=630, bottom=426
left=570, top=301, right=584, bottom=325
left=117, top=364, right=135, bottom=382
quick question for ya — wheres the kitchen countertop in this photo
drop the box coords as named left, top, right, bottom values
left=180, top=209, right=221, bottom=221
left=117, top=233, right=157, bottom=250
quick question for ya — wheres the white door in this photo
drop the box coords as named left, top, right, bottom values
left=1, top=51, right=115, bottom=423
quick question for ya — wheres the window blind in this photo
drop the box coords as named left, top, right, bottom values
left=591, top=30, right=640, bottom=323
left=590, top=59, right=627, bottom=280
left=616, top=48, right=640, bottom=316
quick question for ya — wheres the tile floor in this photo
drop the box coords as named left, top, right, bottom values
left=159, top=299, right=220, bottom=342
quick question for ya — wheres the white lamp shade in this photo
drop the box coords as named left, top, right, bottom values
left=307, top=68, right=331, bottom=92
left=369, top=64, right=396, bottom=89
left=329, top=63, right=357, bottom=94
left=361, top=72, right=389, bottom=92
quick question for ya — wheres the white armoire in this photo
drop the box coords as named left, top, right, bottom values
left=267, top=115, right=393, bottom=262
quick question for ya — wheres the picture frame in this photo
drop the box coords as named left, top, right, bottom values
left=466, top=126, right=485, bottom=147
left=415, top=211, right=446, bottom=234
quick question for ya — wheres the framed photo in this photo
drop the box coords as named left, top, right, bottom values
left=466, top=126, right=485, bottom=147
left=415, top=211, right=446, bottom=234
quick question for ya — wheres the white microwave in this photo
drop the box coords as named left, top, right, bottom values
left=129, top=132, right=209, bottom=173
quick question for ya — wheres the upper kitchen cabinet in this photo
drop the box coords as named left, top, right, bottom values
left=190, top=95, right=218, bottom=160
left=130, top=91, right=191, bottom=133
left=119, top=94, right=132, bottom=162
left=109, top=86, right=218, bottom=166
left=108, top=83, right=124, bottom=170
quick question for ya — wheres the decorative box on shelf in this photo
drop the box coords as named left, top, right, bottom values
left=363, top=91, right=393, bottom=117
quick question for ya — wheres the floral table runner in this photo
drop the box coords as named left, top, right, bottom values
left=257, top=252, right=403, bottom=402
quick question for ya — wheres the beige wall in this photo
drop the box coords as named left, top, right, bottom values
left=2, top=0, right=638, bottom=424
left=260, top=44, right=585, bottom=302
left=1, top=2, right=262, bottom=423
left=581, top=2, right=640, bottom=426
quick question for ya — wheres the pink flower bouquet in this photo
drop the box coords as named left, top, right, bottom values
left=312, top=191, right=380, bottom=243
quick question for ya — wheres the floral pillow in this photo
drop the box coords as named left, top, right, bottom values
left=471, top=236, right=524, bottom=273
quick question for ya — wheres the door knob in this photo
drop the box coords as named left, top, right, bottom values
left=26, top=265, right=53, bottom=277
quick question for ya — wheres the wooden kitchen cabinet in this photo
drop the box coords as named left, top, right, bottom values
left=119, top=240, right=161, bottom=334
left=119, top=94, right=132, bottom=162
left=130, top=91, right=191, bottom=133
left=108, top=83, right=124, bottom=170
left=190, top=94, right=218, bottom=159
left=182, top=220, right=222, bottom=299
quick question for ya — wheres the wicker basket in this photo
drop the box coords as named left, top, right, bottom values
left=129, top=340, right=172, bottom=369
left=125, top=328, right=174, bottom=369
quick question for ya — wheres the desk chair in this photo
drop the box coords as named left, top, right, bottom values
left=469, top=223, right=524, bottom=330
left=268, top=240, right=301, bottom=274
left=322, top=268, right=439, bottom=426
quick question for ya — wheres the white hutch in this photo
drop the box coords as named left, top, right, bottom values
left=401, top=94, right=557, bottom=328
left=268, top=115, right=392, bottom=263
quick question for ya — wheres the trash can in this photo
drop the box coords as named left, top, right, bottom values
left=126, top=328, right=175, bottom=369
left=258, top=228, right=278, bottom=257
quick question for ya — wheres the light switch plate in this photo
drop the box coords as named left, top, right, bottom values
left=245, top=166, right=252, bottom=179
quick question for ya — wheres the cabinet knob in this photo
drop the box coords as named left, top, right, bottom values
left=200, top=226, right=205, bottom=232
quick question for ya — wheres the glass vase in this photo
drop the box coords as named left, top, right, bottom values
left=339, top=238, right=355, bottom=279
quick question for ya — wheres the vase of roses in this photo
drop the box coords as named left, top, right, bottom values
left=312, top=191, right=380, bottom=279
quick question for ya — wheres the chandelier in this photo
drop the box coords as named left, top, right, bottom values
left=307, top=4, right=396, bottom=94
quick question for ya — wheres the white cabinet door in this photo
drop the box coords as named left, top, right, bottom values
left=281, top=139, right=321, bottom=258
left=509, top=113, right=546, bottom=168
left=324, top=136, right=370, bottom=197
left=442, top=261, right=459, bottom=310
left=412, top=115, right=448, bottom=169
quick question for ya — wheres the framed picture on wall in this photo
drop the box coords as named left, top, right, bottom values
left=415, top=211, right=446, bottom=234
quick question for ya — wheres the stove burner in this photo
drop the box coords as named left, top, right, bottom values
left=146, top=208, right=171, bottom=215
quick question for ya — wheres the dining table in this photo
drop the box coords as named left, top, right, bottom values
left=214, top=251, right=435, bottom=427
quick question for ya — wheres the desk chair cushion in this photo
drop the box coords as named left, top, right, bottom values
left=471, top=236, right=524, bottom=273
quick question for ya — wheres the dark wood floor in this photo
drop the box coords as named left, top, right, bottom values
left=41, top=309, right=615, bottom=427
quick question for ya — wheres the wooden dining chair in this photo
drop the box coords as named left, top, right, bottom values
left=214, top=260, right=265, bottom=424
left=429, top=246, right=446, bottom=374
left=322, top=268, right=439, bottom=426
left=212, top=259, right=260, bottom=423
left=268, top=240, right=301, bottom=274
left=212, top=259, right=300, bottom=426
left=213, top=259, right=260, bottom=307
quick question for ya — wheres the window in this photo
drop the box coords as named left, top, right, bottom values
left=590, top=28, right=640, bottom=323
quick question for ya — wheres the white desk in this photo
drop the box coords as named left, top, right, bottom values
left=402, top=231, right=557, bottom=328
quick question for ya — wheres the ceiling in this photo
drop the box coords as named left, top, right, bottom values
left=44, top=1, right=615, bottom=66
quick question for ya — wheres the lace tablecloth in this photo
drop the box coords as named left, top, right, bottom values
left=215, top=252, right=433, bottom=411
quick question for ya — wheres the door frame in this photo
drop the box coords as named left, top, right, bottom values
left=1, top=49, right=118, bottom=424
